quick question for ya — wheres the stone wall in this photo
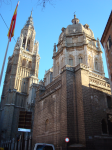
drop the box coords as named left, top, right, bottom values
left=32, top=78, right=61, bottom=147
left=32, top=64, right=112, bottom=150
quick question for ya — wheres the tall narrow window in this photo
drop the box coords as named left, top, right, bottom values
left=95, top=61, right=98, bottom=70
left=79, top=57, right=82, bottom=64
left=22, top=37, right=26, bottom=48
left=26, top=39, right=30, bottom=51
left=69, top=58, right=73, bottom=66
left=107, top=36, right=111, bottom=50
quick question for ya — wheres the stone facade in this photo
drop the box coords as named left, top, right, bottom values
left=0, top=12, right=40, bottom=141
left=32, top=15, right=112, bottom=150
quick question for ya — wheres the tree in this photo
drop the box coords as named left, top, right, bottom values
left=0, top=0, right=55, bottom=8
left=0, top=0, right=12, bottom=8
left=36, top=0, right=55, bottom=8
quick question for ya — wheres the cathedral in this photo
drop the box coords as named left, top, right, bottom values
left=0, top=12, right=112, bottom=150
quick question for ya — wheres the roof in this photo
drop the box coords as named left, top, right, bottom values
left=101, top=11, right=112, bottom=45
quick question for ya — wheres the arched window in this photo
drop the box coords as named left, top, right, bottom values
left=22, top=59, right=26, bottom=67
left=26, top=39, right=30, bottom=51
left=45, top=119, right=49, bottom=132
left=95, top=61, right=98, bottom=70
left=79, top=56, right=83, bottom=64
left=102, top=119, right=107, bottom=134
left=22, top=37, right=26, bottom=48
left=95, top=58, right=98, bottom=70
left=69, top=58, right=73, bottom=66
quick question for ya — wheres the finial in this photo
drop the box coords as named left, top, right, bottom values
left=71, top=12, right=79, bottom=24
left=74, top=11, right=76, bottom=18
left=31, top=8, right=33, bottom=17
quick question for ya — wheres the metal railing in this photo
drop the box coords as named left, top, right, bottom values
left=0, top=135, right=32, bottom=150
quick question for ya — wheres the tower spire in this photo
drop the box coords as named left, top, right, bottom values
left=31, top=8, right=33, bottom=17
left=25, top=11, right=34, bottom=28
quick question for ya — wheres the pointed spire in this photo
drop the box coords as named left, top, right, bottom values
left=31, top=8, right=33, bottom=17
left=25, top=11, right=34, bottom=28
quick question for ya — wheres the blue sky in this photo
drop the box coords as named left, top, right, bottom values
left=0, top=0, right=111, bottom=98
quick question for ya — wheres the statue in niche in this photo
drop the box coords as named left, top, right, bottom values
left=97, top=38, right=101, bottom=50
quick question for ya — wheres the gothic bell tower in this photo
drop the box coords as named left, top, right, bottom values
left=14, top=11, right=40, bottom=93
left=0, top=11, right=40, bottom=140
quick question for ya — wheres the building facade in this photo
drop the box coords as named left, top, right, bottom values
left=32, top=15, right=112, bottom=150
left=101, top=11, right=112, bottom=94
left=0, top=12, right=40, bottom=141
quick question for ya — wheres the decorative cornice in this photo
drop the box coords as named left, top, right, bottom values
left=75, top=63, right=89, bottom=72
left=61, top=65, right=75, bottom=73
left=89, top=78, right=110, bottom=90
left=89, top=72, right=109, bottom=83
